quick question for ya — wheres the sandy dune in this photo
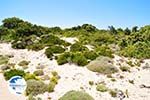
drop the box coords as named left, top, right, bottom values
left=0, top=43, right=150, bottom=100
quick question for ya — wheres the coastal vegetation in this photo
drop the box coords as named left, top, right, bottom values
left=0, top=17, right=149, bottom=100
left=0, top=17, right=149, bottom=66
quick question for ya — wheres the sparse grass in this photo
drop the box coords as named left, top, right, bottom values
left=33, top=70, right=44, bottom=76
left=51, top=71, right=58, bottom=76
left=129, top=80, right=134, bottom=84
left=111, top=78, right=116, bottom=82
left=50, top=71, right=60, bottom=86
left=89, top=81, right=94, bottom=86
left=50, top=76, right=59, bottom=84
left=107, top=74, right=113, bottom=78
left=47, top=82, right=56, bottom=92
left=120, top=66, right=130, bottom=72
left=18, top=60, right=30, bottom=66
left=134, top=61, right=141, bottom=67
left=0, top=55, right=9, bottom=65
left=125, top=89, right=129, bottom=98
left=127, top=61, right=134, bottom=67
left=96, top=84, right=108, bottom=92
left=109, top=89, right=117, bottom=97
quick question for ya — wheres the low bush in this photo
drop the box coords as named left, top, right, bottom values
left=87, top=56, right=118, bottom=74
left=120, top=42, right=150, bottom=59
left=46, top=45, right=65, bottom=54
left=24, top=73, right=38, bottom=81
left=84, top=51, right=98, bottom=60
left=95, top=45, right=113, bottom=58
left=33, top=70, right=44, bottom=76
left=45, top=48, right=53, bottom=59
left=26, top=79, right=48, bottom=96
left=50, top=76, right=59, bottom=84
left=11, top=41, right=26, bottom=49
left=57, top=52, right=71, bottom=65
left=4, top=69, right=25, bottom=80
left=27, top=43, right=45, bottom=51
left=47, top=82, right=56, bottom=92
left=96, top=84, right=108, bottom=92
left=72, top=52, right=88, bottom=66
left=70, top=42, right=88, bottom=52
left=40, top=34, right=66, bottom=45
left=59, top=90, right=94, bottom=100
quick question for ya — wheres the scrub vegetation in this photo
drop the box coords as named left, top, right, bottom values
left=0, top=17, right=149, bottom=67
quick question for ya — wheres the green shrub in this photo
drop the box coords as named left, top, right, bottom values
left=46, top=45, right=65, bottom=54
left=120, top=42, right=150, bottom=59
left=45, top=48, right=53, bottom=59
left=57, top=52, right=71, bottom=65
left=50, top=76, right=59, bottom=84
left=26, top=79, right=48, bottom=96
left=33, top=70, right=44, bottom=76
left=40, top=34, right=64, bottom=45
left=84, top=51, right=98, bottom=60
left=47, top=82, right=56, bottom=92
left=70, top=42, right=88, bottom=52
left=95, top=45, right=113, bottom=58
left=24, top=73, right=38, bottom=81
left=11, top=41, right=26, bottom=49
left=120, top=66, right=130, bottom=72
left=87, top=56, right=118, bottom=74
left=27, top=43, right=45, bottom=51
left=4, top=69, right=25, bottom=80
left=59, top=90, right=94, bottom=100
left=72, top=52, right=88, bottom=66
left=96, top=84, right=108, bottom=92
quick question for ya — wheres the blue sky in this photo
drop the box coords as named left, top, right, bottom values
left=0, top=0, right=150, bottom=29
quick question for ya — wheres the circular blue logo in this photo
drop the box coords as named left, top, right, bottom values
left=8, top=76, right=27, bottom=95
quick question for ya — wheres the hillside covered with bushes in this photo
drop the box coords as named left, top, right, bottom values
left=0, top=17, right=150, bottom=100
left=0, top=17, right=149, bottom=66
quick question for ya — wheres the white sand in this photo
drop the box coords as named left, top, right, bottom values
left=60, top=37, right=78, bottom=44
left=0, top=43, right=150, bottom=100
